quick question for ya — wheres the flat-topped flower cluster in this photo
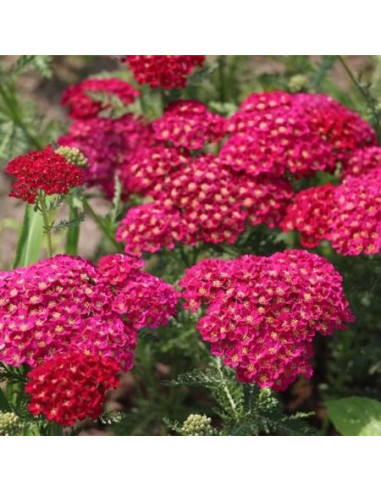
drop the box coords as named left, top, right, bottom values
left=0, top=254, right=178, bottom=425
left=180, top=250, right=354, bottom=390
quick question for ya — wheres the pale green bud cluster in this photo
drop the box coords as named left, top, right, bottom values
left=56, top=146, right=88, bottom=168
left=288, top=74, right=309, bottom=93
left=0, top=412, right=24, bottom=436
left=180, top=414, right=216, bottom=436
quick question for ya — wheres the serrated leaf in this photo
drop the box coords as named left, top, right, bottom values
left=326, top=397, right=381, bottom=436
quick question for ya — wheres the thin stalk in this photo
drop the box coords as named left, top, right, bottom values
left=337, top=55, right=381, bottom=138
left=82, top=197, right=124, bottom=252
left=38, top=191, right=53, bottom=258
left=65, top=190, right=81, bottom=256
left=337, top=55, right=370, bottom=102
left=215, top=358, right=238, bottom=416
left=218, top=55, right=228, bottom=103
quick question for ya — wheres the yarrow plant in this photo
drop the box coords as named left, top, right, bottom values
left=125, top=55, right=205, bottom=88
left=6, top=146, right=84, bottom=204
left=25, top=351, right=121, bottom=426
left=282, top=169, right=381, bottom=255
left=179, top=250, right=354, bottom=390
left=0, top=254, right=178, bottom=370
left=2, top=55, right=381, bottom=436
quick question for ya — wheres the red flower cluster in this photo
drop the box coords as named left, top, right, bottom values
left=153, top=100, right=225, bottom=150
left=222, top=91, right=376, bottom=178
left=328, top=170, right=381, bottom=255
left=180, top=250, right=354, bottom=390
left=297, top=93, right=377, bottom=162
left=116, top=154, right=293, bottom=255
left=58, top=115, right=154, bottom=197
left=126, top=55, right=205, bottom=89
left=116, top=202, right=182, bottom=256
left=26, top=352, right=120, bottom=426
left=124, top=144, right=189, bottom=195
left=342, top=146, right=381, bottom=178
left=61, top=77, right=139, bottom=119
left=281, top=184, right=335, bottom=248
left=282, top=169, right=381, bottom=255
left=6, top=146, right=84, bottom=203
left=0, top=254, right=178, bottom=369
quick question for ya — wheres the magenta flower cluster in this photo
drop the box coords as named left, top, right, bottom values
left=0, top=254, right=178, bottom=370
left=283, top=168, right=381, bottom=255
left=180, top=250, right=354, bottom=390
left=116, top=154, right=293, bottom=255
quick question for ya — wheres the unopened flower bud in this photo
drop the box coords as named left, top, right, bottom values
left=56, top=146, right=88, bottom=168
left=288, top=74, right=309, bottom=93
left=0, top=412, right=24, bottom=436
left=180, top=414, right=216, bottom=436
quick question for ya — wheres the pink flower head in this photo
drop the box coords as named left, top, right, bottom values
left=328, top=169, right=381, bottom=255
left=61, top=77, right=139, bottom=119
left=152, top=154, right=248, bottom=246
left=126, top=55, right=205, bottom=89
left=25, top=351, right=120, bottom=426
left=153, top=100, right=225, bottom=150
left=116, top=202, right=183, bottom=256
left=224, top=91, right=376, bottom=178
left=283, top=172, right=381, bottom=256
left=58, top=115, right=155, bottom=198
left=281, top=184, right=336, bottom=248
left=294, top=93, right=377, bottom=163
left=0, top=254, right=178, bottom=369
left=235, top=174, right=293, bottom=228
left=226, top=90, right=293, bottom=133
left=124, top=144, right=190, bottom=195
left=222, top=107, right=337, bottom=178
left=6, top=146, right=84, bottom=203
left=342, top=146, right=381, bottom=178
left=117, top=153, right=293, bottom=256
left=180, top=250, right=354, bottom=391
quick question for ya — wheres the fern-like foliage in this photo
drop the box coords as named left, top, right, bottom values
left=164, top=360, right=316, bottom=436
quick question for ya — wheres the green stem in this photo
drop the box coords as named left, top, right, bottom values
left=82, top=197, right=124, bottom=252
left=218, top=55, right=227, bottom=103
left=65, top=192, right=81, bottom=256
left=337, top=55, right=370, bottom=102
left=215, top=358, right=238, bottom=416
left=38, top=191, right=53, bottom=258
left=337, top=55, right=381, bottom=138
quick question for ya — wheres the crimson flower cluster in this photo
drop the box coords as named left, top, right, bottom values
left=25, top=351, right=120, bottom=426
left=0, top=254, right=178, bottom=370
left=283, top=168, right=381, bottom=255
left=281, top=184, right=335, bottom=249
left=6, top=146, right=84, bottom=203
left=221, top=91, right=376, bottom=179
left=179, top=250, right=354, bottom=390
left=124, top=144, right=189, bottom=196
left=116, top=154, right=293, bottom=256
left=342, top=146, right=381, bottom=177
left=152, top=100, right=225, bottom=150
left=61, top=77, right=139, bottom=119
left=126, top=55, right=205, bottom=89
left=329, top=170, right=381, bottom=255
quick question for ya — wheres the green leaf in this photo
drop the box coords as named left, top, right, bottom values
left=0, top=386, right=12, bottom=412
left=326, top=397, right=381, bottom=436
left=13, top=204, right=44, bottom=268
